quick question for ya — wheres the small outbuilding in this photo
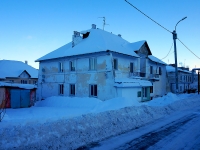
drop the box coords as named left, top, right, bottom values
left=0, top=82, right=37, bottom=109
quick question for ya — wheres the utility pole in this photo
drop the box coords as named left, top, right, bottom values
left=198, top=71, right=200, bottom=94
left=172, top=17, right=187, bottom=93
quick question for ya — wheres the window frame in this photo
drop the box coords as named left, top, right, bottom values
left=113, top=58, right=118, bottom=70
left=130, top=62, right=134, bottom=73
left=150, top=66, right=153, bottom=74
left=89, top=57, right=97, bottom=70
left=59, top=62, right=64, bottom=73
left=89, top=84, right=97, bottom=97
left=70, top=60, right=75, bottom=71
left=59, top=84, right=64, bottom=95
left=70, top=84, right=75, bottom=96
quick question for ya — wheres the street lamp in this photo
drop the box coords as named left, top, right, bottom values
left=172, top=16, right=187, bottom=93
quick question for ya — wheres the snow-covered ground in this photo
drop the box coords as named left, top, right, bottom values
left=1, top=93, right=200, bottom=149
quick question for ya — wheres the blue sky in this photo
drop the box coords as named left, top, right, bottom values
left=0, top=0, right=200, bottom=69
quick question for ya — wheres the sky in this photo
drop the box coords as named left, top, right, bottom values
left=0, top=0, right=200, bottom=70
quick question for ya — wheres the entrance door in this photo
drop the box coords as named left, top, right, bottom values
left=10, top=89, right=30, bottom=108
left=20, top=90, right=30, bottom=108
left=10, top=89, right=21, bottom=108
left=142, top=87, right=150, bottom=101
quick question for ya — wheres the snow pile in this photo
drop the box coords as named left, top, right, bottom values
left=0, top=93, right=200, bottom=149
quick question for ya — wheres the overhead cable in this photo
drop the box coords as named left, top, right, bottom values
left=177, top=38, right=200, bottom=59
left=124, top=0, right=171, bottom=33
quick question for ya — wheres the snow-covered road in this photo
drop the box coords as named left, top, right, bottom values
left=91, top=107, right=200, bottom=150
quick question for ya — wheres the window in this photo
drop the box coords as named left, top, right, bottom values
left=150, top=86, right=153, bottom=93
left=59, top=62, right=63, bottom=72
left=142, top=87, right=148, bottom=98
left=70, top=84, right=75, bottom=96
left=89, top=58, right=97, bottom=70
left=90, top=84, right=97, bottom=97
left=70, top=60, right=75, bottom=71
left=21, top=80, right=27, bottom=84
left=137, top=91, right=141, bottom=97
left=59, top=84, right=64, bottom=95
left=114, top=59, right=118, bottom=70
left=158, top=67, right=162, bottom=75
left=130, top=62, right=134, bottom=73
left=150, top=66, right=153, bottom=74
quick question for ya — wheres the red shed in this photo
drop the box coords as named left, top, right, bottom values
left=0, top=82, right=37, bottom=108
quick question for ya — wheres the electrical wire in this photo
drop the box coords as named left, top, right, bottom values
left=177, top=38, right=200, bottom=60
left=124, top=0, right=172, bottom=33
left=161, top=43, right=173, bottom=60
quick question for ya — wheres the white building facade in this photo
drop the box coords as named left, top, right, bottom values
left=36, top=24, right=166, bottom=102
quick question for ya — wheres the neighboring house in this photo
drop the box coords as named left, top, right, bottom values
left=36, top=24, right=166, bottom=102
left=0, top=60, right=38, bottom=84
left=131, top=41, right=167, bottom=97
left=166, top=65, right=198, bottom=93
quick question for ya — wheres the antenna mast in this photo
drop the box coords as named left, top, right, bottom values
left=98, top=17, right=109, bottom=30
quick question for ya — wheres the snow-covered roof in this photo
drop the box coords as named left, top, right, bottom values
left=114, top=78, right=152, bottom=87
left=166, top=66, right=192, bottom=73
left=128, top=40, right=146, bottom=51
left=0, top=82, right=37, bottom=89
left=148, top=55, right=167, bottom=65
left=36, top=29, right=139, bottom=62
left=0, top=60, right=38, bottom=79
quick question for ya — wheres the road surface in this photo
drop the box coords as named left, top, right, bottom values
left=90, top=107, right=200, bottom=150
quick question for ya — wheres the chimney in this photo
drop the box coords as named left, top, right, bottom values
left=72, top=31, right=82, bottom=47
left=25, top=60, right=28, bottom=64
left=92, top=24, right=96, bottom=29
left=118, top=34, right=121, bottom=37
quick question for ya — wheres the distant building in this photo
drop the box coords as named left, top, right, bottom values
left=0, top=60, right=38, bottom=84
left=36, top=24, right=166, bottom=102
left=166, top=65, right=198, bottom=93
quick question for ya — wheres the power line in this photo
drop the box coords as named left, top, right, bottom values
left=124, top=0, right=171, bottom=33
left=161, top=43, right=173, bottom=60
left=177, top=38, right=200, bottom=59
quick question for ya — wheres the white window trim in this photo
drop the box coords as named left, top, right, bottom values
left=70, top=60, right=75, bottom=71
left=89, top=57, right=97, bottom=70
left=59, top=62, right=64, bottom=73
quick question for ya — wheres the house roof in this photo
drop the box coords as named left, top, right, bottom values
left=166, top=65, right=192, bottom=73
left=35, top=28, right=140, bottom=62
left=114, top=78, right=152, bottom=87
left=129, top=40, right=152, bottom=55
left=148, top=55, right=167, bottom=65
left=0, top=60, right=38, bottom=79
left=0, top=82, right=37, bottom=89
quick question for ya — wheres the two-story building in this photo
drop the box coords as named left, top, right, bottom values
left=166, top=65, right=198, bottom=93
left=36, top=24, right=166, bottom=102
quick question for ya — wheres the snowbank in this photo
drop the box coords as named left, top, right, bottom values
left=0, top=93, right=200, bottom=149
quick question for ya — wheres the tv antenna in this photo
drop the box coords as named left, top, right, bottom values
left=98, top=17, right=109, bottom=30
